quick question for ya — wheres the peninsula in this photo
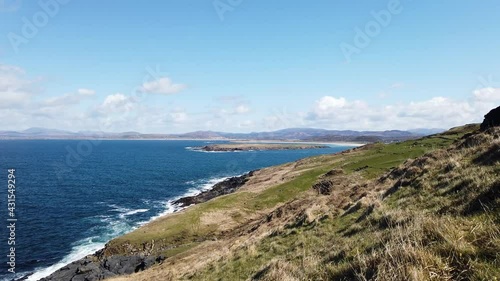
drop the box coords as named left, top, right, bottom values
left=41, top=106, right=500, bottom=281
left=199, top=143, right=330, bottom=152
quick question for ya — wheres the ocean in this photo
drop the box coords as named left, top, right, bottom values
left=0, top=140, right=353, bottom=280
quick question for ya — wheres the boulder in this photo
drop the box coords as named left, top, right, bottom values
left=312, top=179, right=334, bottom=195
left=39, top=254, right=165, bottom=281
left=103, top=255, right=143, bottom=275
left=480, top=106, right=500, bottom=131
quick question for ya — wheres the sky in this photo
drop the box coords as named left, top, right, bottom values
left=0, top=0, right=499, bottom=133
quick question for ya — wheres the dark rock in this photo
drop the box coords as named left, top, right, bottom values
left=323, top=168, right=344, bottom=177
left=173, top=171, right=256, bottom=207
left=480, top=106, right=500, bottom=131
left=104, top=255, right=143, bottom=275
left=41, top=254, right=165, bottom=281
left=201, top=144, right=329, bottom=152
left=312, top=179, right=334, bottom=195
left=41, top=169, right=257, bottom=281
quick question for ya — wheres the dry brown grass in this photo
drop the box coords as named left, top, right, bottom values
left=106, top=125, right=500, bottom=281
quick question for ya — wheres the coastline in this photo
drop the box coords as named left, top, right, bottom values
left=11, top=141, right=362, bottom=281
left=198, top=143, right=331, bottom=152
left=230, top=139, right=367, bottom=147
left=31, top=172, right=254, bottom=281
left=0, top=138, right=367, bottom=146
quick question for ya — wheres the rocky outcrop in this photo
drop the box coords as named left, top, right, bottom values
left=173, top=171, right=256, bottom=207
left=40, top=172, right=256, bottom=281
left=200, top=144, right=329, bottom=152
left=39, top=254, right=165, bottom=281
left=312, top=169, right=345, bottom=195
left=480, top=106, right=500, bottom=131
left=312, top=179, right=335, bottom=195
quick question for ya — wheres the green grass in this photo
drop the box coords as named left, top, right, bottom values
left=184, top=125, right=499, bottom=281
left=340, top=134, right=463, bottom=178
left=161, top=242, right=200, bottom=257
left=187, top=208, right=368, bottom=281
left=248, top=165, right=336, bottom=210
left=106, top=125, right=479, bottom=259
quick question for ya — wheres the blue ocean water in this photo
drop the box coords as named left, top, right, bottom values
left=0, top=140, right=353, bottom=280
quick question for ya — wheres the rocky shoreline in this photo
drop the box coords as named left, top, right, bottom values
left=200, top=143, right=329, bottom=152
left=29, top=172, right=256, bottom=281
left=173, top=171, right=255, bottom=207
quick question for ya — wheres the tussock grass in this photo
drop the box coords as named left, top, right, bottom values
left=107, top=124, right=500, bottom=281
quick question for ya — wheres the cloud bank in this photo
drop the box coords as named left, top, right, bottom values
left=1, top=63, right=498, bottom=133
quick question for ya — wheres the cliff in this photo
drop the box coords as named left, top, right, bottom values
left=44, top=120, right=499, bottom=281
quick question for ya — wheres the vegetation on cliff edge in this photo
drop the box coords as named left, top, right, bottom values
left=107, top=124, right=499, bottom=281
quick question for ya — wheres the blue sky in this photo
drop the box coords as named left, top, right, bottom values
left=1, top=0, right=499, bottom=133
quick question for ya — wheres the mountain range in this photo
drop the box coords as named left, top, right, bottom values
left=0, top=127, right=445, bottom=143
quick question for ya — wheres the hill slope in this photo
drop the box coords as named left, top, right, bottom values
left=0, top=127, right=422, bottom=142
left=44, top=124, right=499, bottom=281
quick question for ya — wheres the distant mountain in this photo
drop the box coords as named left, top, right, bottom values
left=408, top=128, right=446, bottom=135
left=198, top=128, right=420, bottom=143
left=0, top=127, right=428, bottom=143
left=180, top=131, right=225, bottom=139
left=22, top=127, right=76, bottom=136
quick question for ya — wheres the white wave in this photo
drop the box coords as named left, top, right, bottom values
left=183, top=176, right=229, bottom=196
left=27, top=175, right=239, bottom=281
left=123, top=208, right=149, bottom=216
left=187, top=148, right=229, bottom=153
left=143, top=175, right=232, bottom=224
left=142, top=200, right=180, bottom=224
left=26, top=237, right=105, bottom=281
left=108, top=204, right=132, bottom=213
left=26, top=214, right=136, bottom=281
left=107, top=204, right=150, bottom=219
left=118, top=208, right=149, bottom=219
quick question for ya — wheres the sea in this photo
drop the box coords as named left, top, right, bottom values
left=0, top=140, right=354, bottom=280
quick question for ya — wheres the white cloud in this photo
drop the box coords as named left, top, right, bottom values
left=139, top=77, right=185, bottom=95
left=0, top=64, right=24, bottom=74
left=304, top=89, right=500, bottom=130
left=77, top=88, right=95, bottom=96
left=97, top=93, right=136, bottom=114
left=0, top=64, right=38, bottom=109
left=473, top=87, right=500, bottom=101
left=234, top=104, right=250, bottom=114
left=213, top=103, right=251, bottom=119
left=262, top=108, right=304, bottom=130
left=1, top=62, right=498, bottom=134
left=170, top=108, right=188, bottom=122
left=0, top=92, right=31, bottom=109
left=313, top=97, right=346, bottom=118
left=43, top=89, right=96, bottom=107
left=239, top=120, right=254, bottom=128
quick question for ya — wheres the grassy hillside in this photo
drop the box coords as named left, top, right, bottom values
left=107, top=124, right=499, bottom=281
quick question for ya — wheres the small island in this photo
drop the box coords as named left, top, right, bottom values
left=200, top=143, right=329, bottom=152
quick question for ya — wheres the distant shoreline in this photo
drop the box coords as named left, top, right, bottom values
left=0, top=138, right=366, bottom=146
left=198, top=143, right=330, bottom=152
left=230, top=139, right=366, bottom=147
